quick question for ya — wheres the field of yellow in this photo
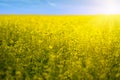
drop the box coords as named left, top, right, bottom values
left=0, top=15, right=120, bottom=80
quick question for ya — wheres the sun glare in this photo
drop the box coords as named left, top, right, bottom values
left=103, top=0, right=118, bottom=14
left=104, top=6, right=118, bottom=15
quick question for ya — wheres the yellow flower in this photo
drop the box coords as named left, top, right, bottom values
left=49, top=45, right=53, bottom=49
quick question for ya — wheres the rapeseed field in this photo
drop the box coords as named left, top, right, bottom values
left=0, top=15, right=120, bottom=80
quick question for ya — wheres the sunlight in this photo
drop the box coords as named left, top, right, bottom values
left=103, top=0, right=118, bottom=14
left=104, top=6, right=118, bottom=15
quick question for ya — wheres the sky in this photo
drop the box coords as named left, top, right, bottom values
left=0, top=0, right=120, bottom=14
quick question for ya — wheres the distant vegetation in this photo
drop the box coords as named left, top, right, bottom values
left=0, top=15, right=120, bottom=80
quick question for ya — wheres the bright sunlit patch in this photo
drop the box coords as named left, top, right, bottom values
left=103, top=0, right=118, bottom=14
left=104, top=6, right=118, bottom=15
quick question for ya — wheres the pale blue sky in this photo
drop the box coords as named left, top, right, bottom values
left=0, top=0, right=120, bottom=14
